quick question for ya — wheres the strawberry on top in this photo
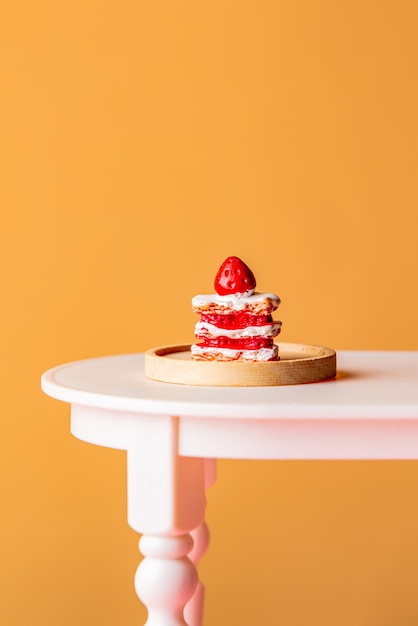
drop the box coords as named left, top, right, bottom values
left=214, top=256, right=256, bottom=296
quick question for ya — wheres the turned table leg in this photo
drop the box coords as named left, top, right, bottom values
left=136, top=534, right=197, bottom=626
left=184, top=459, right=216, bottom=626
left=183, top=521, right=210, bottom=626
left=127, top=414, right=208, bottom=626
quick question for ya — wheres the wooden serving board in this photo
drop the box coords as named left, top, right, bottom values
left=144, top=342, right=336, bottom=387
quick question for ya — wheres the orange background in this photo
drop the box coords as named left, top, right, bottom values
left=1, top=1, right=418, bottom=625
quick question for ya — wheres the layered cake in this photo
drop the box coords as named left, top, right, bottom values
left=191, top=256, right=281, bottom=361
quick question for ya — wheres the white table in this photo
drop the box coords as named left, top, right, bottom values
left=41, top=350, right=418, bottom=626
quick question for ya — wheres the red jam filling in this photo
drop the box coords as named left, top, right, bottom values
left=200, top=312, right=273, bottom=330
left=198, top=336, right=274, bottom=350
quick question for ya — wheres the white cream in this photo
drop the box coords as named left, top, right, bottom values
left=195, top=320, right=282, bottom=339
left=191, top=344, right=279, bottom=361
left=192, top=291, right=280, bottom=312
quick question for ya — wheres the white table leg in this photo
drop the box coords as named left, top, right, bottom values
left=136, top=533, right=197, bottom=626
left=127, top=414, right=208, bottom=626
left=184, top=459, right=216, bottom=626
left=184, top=521, right=210, bottom=626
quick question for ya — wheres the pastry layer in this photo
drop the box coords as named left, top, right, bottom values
left=191, top=343, right=279, bottom=362
left=192, top=291, right=280, bottom=316
left=195, top=320, right=282, bottom=340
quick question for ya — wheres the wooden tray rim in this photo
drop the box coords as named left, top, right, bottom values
left=144, top=342, right=337, bottom=387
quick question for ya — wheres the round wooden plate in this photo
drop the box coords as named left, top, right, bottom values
left=144, top=342, right=337, bottom=387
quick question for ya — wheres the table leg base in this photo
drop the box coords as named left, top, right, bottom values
left=136, top=534, right=198, bottom=626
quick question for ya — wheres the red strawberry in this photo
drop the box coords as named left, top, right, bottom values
left=214, top=256, right=256, bottom=295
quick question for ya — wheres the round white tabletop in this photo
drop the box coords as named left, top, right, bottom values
left=41, top=351, right=418, bottom=460
left=41, top=350, right=418, bottom=419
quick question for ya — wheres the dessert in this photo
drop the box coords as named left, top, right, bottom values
left=191, top=256, right=281, bottom=361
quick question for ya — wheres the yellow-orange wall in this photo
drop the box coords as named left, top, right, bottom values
left=1, top=1, right=418, bottom=624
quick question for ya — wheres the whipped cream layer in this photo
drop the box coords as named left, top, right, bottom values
left=195, top=320, right=282, bottom=339
left=192, top=291, right=280, bottom=312
left=191, top=343, right=279, bottom=362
